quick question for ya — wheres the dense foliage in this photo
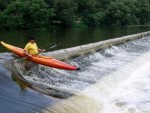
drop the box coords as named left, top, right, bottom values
left=0, top=0, right=149, bottom=29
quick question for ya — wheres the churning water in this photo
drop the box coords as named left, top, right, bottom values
left=1, top=35, right=150, bottom=113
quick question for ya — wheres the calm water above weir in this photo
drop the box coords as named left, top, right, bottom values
left=0, top=26, right=150, bottom=52
left=0, top=26, right=150, bottom=113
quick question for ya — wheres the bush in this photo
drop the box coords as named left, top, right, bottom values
left=3, top=0, right=54, bottom=29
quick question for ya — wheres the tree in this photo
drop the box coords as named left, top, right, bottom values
left=0, top=11, right=4, bottom=29
left=3, top=1, right=25, bottom=29
left=53, top=0, right=77, bottom=27
left=44, top=0, right=54, bottom=8
left=1, top=0, right=150, bottom=29
left=75, top=0, right=96, bottom=17
left=22, top=0, right=51, bottom=28
left=3, top=0, right=54, bottom=29
left=0, top=0, right=13, bottom=11
left=123, top=0, right=140, bottom=25
left=105, top=1, right=139, bottom=26
left=83, top=10, right=105, bottom=27
left=137, top=1, right=150, bottom=24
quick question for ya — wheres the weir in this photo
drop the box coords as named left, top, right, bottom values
left=41, top=32, right=150, bottom=113
left=43, top=45, right=150, bottom=113
left=47, top=31, right=150, bottom=60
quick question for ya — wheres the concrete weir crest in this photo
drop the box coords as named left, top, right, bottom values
left=46, top=31, right=150, bottom=60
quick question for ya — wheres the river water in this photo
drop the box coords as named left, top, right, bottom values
left=0, top=26, right=150, bottom=113
left=0, top=26, right=150, bottom=52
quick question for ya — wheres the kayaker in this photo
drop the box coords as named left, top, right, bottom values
left=23, top=36, right=45, bottom=69
left=24, top=36, right=45, bottom=57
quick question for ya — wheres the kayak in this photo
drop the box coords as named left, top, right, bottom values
left=1, top=41, right=80, bottom=70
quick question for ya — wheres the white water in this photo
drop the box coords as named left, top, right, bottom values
left=83, top=51, right=150, bottom=113
left=41, top=50, right=150, bottom=113
left=12, top=36, right=150, bottom=113
left=100, top=61, right=150, bottom=113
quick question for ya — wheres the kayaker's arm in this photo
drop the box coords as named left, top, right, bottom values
left=23, top=50, right=32, bottom=58
left=38, top=48, right=45, bottom=52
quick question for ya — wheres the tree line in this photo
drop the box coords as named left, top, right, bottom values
left=0, top=0, right=150, bottom=29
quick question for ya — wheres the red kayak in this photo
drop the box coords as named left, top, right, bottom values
left=1, top=41, right=80, bottom=70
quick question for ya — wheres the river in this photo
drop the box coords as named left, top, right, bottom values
left=0, top=26, right=150, bottom=113
left=0, top=26, right=150, bottom=52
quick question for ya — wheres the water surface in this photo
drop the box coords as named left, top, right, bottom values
left=0, top=26, right=150, bottom=52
